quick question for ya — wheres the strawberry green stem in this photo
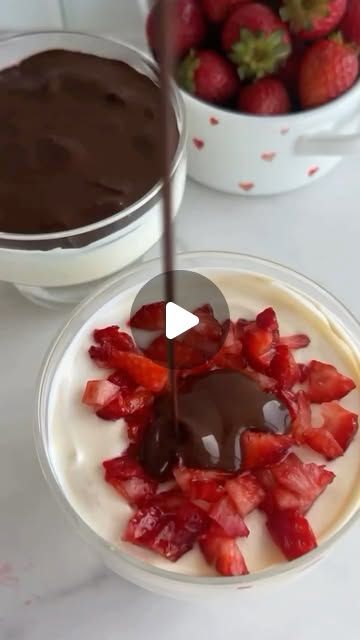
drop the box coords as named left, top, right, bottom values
left=177, top=50, right=199, bottom=94
left=280, top=0, right=330, bottom=31
left=230, top=29, right=291, bottom=80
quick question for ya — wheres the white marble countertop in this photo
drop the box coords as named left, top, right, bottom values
left=1, top=5, right=360, bottom=639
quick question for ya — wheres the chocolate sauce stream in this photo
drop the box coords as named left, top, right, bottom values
left=159, top=0, right=178, bottom=434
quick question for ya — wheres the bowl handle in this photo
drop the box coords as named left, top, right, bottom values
left=295, top=133, right=360, bottom=156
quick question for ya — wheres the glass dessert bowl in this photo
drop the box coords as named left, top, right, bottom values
left=0, top=32, right=186, bottom=307
left=35, top=252, right=360, bottom=599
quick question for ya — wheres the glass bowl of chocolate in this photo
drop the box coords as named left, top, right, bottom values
left=0, top=32, right=186, bottom=307
left=35, top=252, right=360, bottom=599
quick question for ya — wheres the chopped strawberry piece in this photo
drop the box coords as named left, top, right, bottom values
left=256, top=307, right=279, bottom=335
left=103, top=454, right=157, bottom=506
left=304, top=427, right=343, bottom=461
left=306, top=360, right=356, bottom=403
left=269, top=345, right=300, bottom=389
left=209, top=496, right=250, bottom=538
left=89, top=340, right=136, bottom=369
left=200, top=524, right=248, bottom=576
left=235, top=318, right=256, bottom=339
left=93, top=326, right=135, bottom=351
left=126, top=406, right=153, bottom=445
left=259, top=453, right=335, bottom=514
left=266, top=510, right=317, bottom=560
left=304, top=402, right=358, bottom=460
left=242, top=308, right=279, bottom=372
left=145, top=334, right=204, bottom=368
left=124, top=492, right=209, bottom=561
left=242, top=328, right=277, bottom=372
left=191, top=304, right=223, bottom=340
left=279, top=334, right=310, bottom=350
left=129, top=302, right=166, bottom=331
left=241, top=430, right=293, bottom=471
left=96, top=388, right=153, bottom=421
left=291, top=391, right=312, bottom=444
left=321, top=402, right=358, bottom=451
left=82, top=379, right=119, bottom=410
left=106, top=351, right=168, bottom=393
left=226, top=472, right=266, bottom=517
left=108, top=370, right=135, bottom=390
left=173, top=466, right=232, bottom=502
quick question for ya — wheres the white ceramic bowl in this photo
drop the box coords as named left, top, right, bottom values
left=137, top=0, right=360, bottom=195
left=35, top=252, right=360, bottom=600
left=0, top=31, right=187, bottom=306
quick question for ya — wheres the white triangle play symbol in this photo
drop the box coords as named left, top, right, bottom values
left=165, top=302, right=199, bottom=340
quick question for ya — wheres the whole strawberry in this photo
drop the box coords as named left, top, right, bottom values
left=201, top=0, right=247, bottom=24
left=281, top=0, right=347, bottom=40
left=277, top=40, right=305, bottom=95
left=222, top=3, right=291, bottom=80
left=340, top=0, right=360, bottom=45
left=238, top=77, right=291, bottom=114
left=178, top=50, right=239, bottom=103
left=146, top=0, right=206, bottom=60
left=299, top=38, right=359, bottom=108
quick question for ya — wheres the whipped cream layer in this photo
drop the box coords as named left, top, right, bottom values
left=48, top=271, right=360, bottom=576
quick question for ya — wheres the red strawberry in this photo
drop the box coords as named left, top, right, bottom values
left=238, top=77, right=291, bottom=115
left=340, top=0, right=360, bottom=45
left=104, top=351, right=168, bottom=393
left=209, top=496, right=250, bottom=537
left=241, top=430, right=293, bottom=470
left=126, top=407, right=153, bottom=445
left=222, top=3, right=291, bottom=80
left=277, top=43, right=305, bottom=95
left=178, top=50, right=239, bottom=104
left=291, top=390, right=312, bottom=443
left=226, top=472, right=266, bottom=517
left=306, top=360, right=356, bottom=403
left=96, top=388, right=153, bottom=421
left=103, top=454, right=157, bottom=506
left=146, top=0, right=206, bottom=60
left=281, top=0, right=347, bottom=40
left=129, top=302, right=165, bottom=331
left=200, top=524, right=249, bottom=575
left=269, top=345, right=300, bottom=389
left=242, top=306, right=280, bottom=371
left=82, top=379, right=119, bottom=410
left=279, top=333, right=310, bottom=349
left=93, top=326, right=135, bottom=351
left=258, top=452, right=335, bottom=514
left=173, top=466, right=232, bottom=502
left=201, top=0, right=247, bottom=24
left=266, top=510, right=317, bottom=560
left=124, top=492, right=209, bottom=561
left=299, top=39, right=359, bottom=109
left=304, top=402, right=358, bottom=459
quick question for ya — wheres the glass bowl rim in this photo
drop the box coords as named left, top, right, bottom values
left=0, top=30, right=186, bottom=244
left=34, top=251, right=360, bottom=587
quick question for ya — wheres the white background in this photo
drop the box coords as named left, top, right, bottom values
left=0, top=2, right=360, bottom=639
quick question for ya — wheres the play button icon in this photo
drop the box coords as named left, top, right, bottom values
left=166, top=302, right=199, bottom=340
left=130, top=270, right=230, bottom=370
